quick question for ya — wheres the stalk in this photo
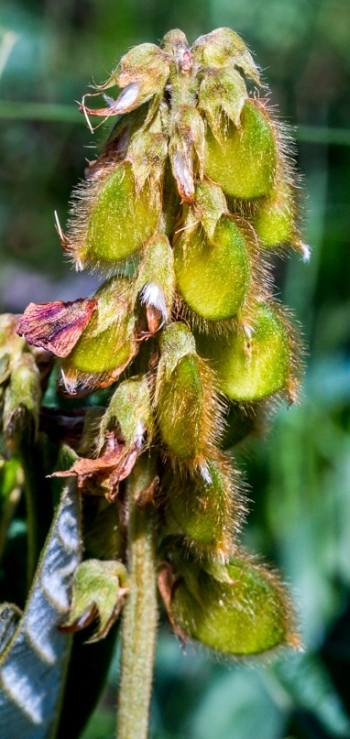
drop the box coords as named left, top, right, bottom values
left=117, top=456, right=158, bottom=739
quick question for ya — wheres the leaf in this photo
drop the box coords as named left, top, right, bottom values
left=271, top=653, right=350, bottom=737
left=0, top=604, right=21, bottom=653
left=0, top=467, right=82, bottom=739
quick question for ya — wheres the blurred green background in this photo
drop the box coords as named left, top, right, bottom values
left=1, top=0, right=350, bottom=737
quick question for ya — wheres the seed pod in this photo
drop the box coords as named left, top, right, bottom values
left=156, top=323, right=221, bottom=461
left=68, top=162, right=161, bottom=269
left=61, top=277, right=137, bottom=393
left=165, top=458, right=241, bottom=552
left=253, top=178, right=295, bottom=247
left=171, top=555, right=297, bottom=655
left=197, top=303, right=291, bottom=401
left=174, top=215, right=251, bottom=320
left=204, top=100, right=276, bottom=199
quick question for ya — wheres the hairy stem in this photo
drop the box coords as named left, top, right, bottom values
left=117, top=455, right=158, bottom=739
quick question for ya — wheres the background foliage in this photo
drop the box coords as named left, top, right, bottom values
left=0, top=0, right=349, bottom=737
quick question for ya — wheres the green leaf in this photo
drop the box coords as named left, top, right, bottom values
left=0, top=473, right=82, bottom=738
left=271, top=653, right=350, bottom=737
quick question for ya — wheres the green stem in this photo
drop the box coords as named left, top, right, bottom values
left=117, top=456, right=158, bottom=739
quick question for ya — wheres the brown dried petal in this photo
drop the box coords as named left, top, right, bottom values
left=17, top=299, right=97, bottom=358
left=51, top=430, right=141, bottom=500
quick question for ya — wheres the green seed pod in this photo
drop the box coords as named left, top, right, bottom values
left=156, top=324, right=221, bottom=462
left=165, top=458, right=241, bottom=553
left=204, top=100, right=276, bottom=199
left=69, top=162, right=161, bottom=269
left=174, top=215, right=251, bottom=320
left=171, top=555, right=296, bottom=655
left=61, top=277, right=137, bottom=393
left=253, top=178, right=295, bottom=247
left=100, top=376, right=154, bottom=449
left=197, top=303, right=291, bottom=401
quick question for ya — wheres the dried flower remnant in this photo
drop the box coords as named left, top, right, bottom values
left=12, top=26, right=308, bottom=739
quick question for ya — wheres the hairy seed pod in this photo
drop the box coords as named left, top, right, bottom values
left=253, top=178, right=295, bottom=247
left=204, top=100, right=276, bottom=199
left=171, top=555, right=297, bottom=655
left=156, top=324, right=222, bottom=462
left=157, top=354, right=219, bottom=460
left=174, top=215, right=251, bottom=320
left=69, top=162, right=161, bottom=269
left=165, top=458, right=241, bottom=552
left=61, top=277, right=137, bottom=392
left=197, top=303, right=291, bottom=401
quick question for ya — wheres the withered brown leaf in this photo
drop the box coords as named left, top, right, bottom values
left=51, top=431, right=141, bottom=501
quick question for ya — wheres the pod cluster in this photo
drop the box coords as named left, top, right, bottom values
left=17, top=28, right=305, bottom=655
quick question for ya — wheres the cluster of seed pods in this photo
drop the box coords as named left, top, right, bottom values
left=18, top=29, right=306, bottom=655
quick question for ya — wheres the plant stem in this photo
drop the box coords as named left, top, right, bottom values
left=117, top=456, right=158, bottom=739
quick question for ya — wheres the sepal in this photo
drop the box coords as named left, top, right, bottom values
left=198, top=66, right=247, bottom=143
left=192, top=28, right=260, bottom=85
left=59, top=559, right=128, bottom=642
